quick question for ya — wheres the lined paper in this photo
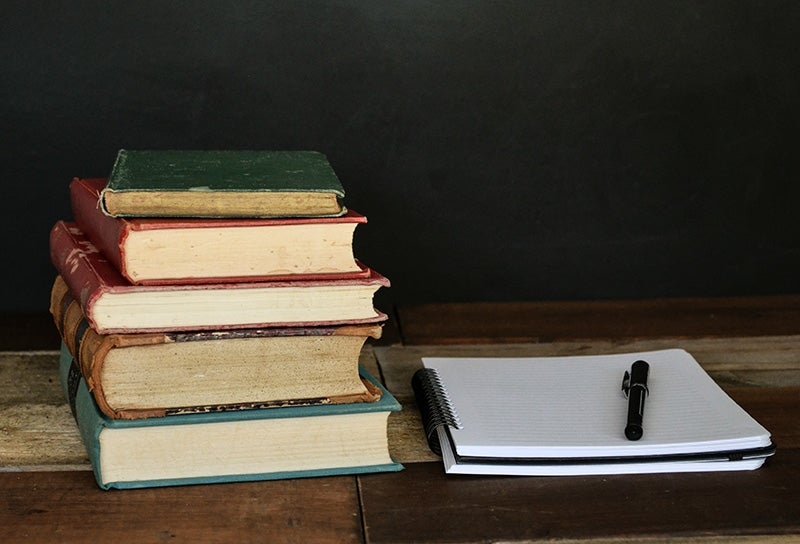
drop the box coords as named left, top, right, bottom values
left=422, top=349, right=773, bottom=474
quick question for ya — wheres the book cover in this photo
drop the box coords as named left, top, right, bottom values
left=49, top=222, right=389, bottom=333
left=59, top=345, right=403, bottom=489
left=72, top=177, right=367, bottom=284
left=414, top=350, right=775, bottom=475
left=51, top=283, right=384, bottom=419
left=101, top=150, right=346, bottom=218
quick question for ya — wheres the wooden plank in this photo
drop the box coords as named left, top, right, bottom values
left=0, top=471, right=363, bottom=544
left=0, top=351, right=88, bottom=469
left=374, top=343, right=800, bottom=463
left=735, top=387, right=800, bottom=450
left=398, top=296, right=800, bottom=344
left=360, top=451, right=800, bottom=543
left=375, top=337, right=800, bottom=387
left=375, top=337, right=800, bottom=397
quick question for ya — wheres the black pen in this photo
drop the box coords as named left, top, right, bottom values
left=621, top=360, right=650, bottom=441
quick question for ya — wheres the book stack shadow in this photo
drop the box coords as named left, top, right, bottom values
left=48, top=150, right=402, bottom=489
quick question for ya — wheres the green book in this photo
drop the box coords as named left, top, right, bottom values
left=100, top=150, right=346, bottom=218
left=59, top=344, right=402, bottom=489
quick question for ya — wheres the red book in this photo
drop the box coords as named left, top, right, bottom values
left=49, top=221, right=389, bottom=334
left=70, top=177, right=369, bottom=285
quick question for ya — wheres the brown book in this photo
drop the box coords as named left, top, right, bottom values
left=51, top=279, right=382, bottom=420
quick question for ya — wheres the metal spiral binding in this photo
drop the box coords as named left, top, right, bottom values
left=412, top=368, right=463, bottom=454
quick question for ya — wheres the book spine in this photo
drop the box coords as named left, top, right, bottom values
left=70, top=177, right=128, bottom=278
left=51, top=276, right=91, bottom=361
left=50, top=277, right=173, bottom=419
left=58, top=344, right=109, bottom=489
left=49, top=276, right=73, bottom=349
left=411, top=368, right=463, bottom=456
left=49, top=221, right=108, bottom=323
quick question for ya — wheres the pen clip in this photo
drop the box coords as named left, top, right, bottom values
left=621, top=370, right=631, bottom=398
left=622, top=361, right=650, bottom=399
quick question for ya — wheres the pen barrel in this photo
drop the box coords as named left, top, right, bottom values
left=625, top=386, right=646, bottom=440
left=624, top=360, right=649, bottom=441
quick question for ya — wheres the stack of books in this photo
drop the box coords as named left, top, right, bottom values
left=49, top=150, right=402, bottom=489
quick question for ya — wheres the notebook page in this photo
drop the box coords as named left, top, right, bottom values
left=437, top=425, right=767, bottom=475
left=423, top=349, right=771, bottom=459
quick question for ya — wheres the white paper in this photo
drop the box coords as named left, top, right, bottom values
left=423, top=349, right=773, bottom=475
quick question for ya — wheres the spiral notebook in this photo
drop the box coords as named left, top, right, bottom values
left=412, top=349, right=775, bottom=476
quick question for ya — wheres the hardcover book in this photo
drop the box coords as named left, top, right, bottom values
left=100, top=150, right=346, bottom=218
left=51, top=284, right=383, bottom=419
left=72, top=177, right=367, bottom=284
left=49, top=222, right=389, bottom=333
left=59, top=345, right=402, bottom=489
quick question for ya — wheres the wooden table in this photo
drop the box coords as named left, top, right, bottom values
left=2, top=296, right=799, bottom=543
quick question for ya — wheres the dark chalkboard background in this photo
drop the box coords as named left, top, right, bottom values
left=2, top=1, right=799, bottom=313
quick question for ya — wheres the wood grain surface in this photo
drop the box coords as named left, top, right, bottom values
left=3, top=296, right=799, bottom=542
left=0, top=471, right=363, bottom=544
left=360, top=453, right=800, bottom=543
left=397, top=296, right=800, bottom=344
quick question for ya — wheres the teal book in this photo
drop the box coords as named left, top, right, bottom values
left=100, top=150, right=346, bottom=218
left=59, top=344, right=402, bottom=489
